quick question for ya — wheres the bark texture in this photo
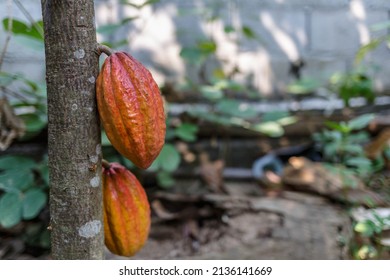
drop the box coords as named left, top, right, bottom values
left=41, top=0, right=103, bottom=259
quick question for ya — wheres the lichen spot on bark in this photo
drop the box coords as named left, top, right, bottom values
left=88, top=76, right=95, bottom=83
left=90, top=176, right=100, bottom=188
left=74, top=48, right=85, bottom=59
left=78, top=220, right=102, bottom=238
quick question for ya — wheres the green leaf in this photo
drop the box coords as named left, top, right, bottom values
left=146, top=159, right=160, bottom=172
left=342, top=144, right=364, bottom=155
left=156, top=171, right=175, bottom=188
left=277, top=116, right=297, bottom=126
left=348, top=114, right=375, bottom=131
left=0, top=155, right=35, bottom=171
left=355, top=38, right=382, bottom=64
left=197, top=40, right=217, bottom=54
left=158, top=144, right=181, bottom=172
left=175, top=123, right=198, bottom=142
left=0, top=193, right=23, bottom=228
left=216, top=99, right=257, bottom=119
left=0, top=170, right=34, bottom=192
left=101, top=130, right=112, bottom=146
left=325, top=121, right=350, bottom=133
left=224, top=25, right=235, bottom=33
left=324, top=142, right=339, bottom=159
left=200, top=86, right=223, bottom=100
left=252, top=122, right=284, bottom=137
left=20, top=113, right=47, bottom=133
left=97, top=17, right=138, bottom=34
left=354, top=221, right=376, bottom=237
left=145, top=138, right=183, bottom=173
left=287, top=78, right=321, bottom=94
left=13, top=35, right=44, bottom=51
left=262, top=111, right=290, bottom=122
left=97, top=23, right=122, bottom=34
left=22, top=189, right=47, bottom=220
left=37, top=162, right=49, bottom=187
left=242, top=26, right=256, bottom=39
left=346, top=157, right=372, bottom=169
left=2, top=18, right=43, bottom=40
left=180, top=48, right=205, bottom=65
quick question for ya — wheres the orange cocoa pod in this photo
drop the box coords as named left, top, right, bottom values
left=103, top=162, right=150, bottom=257
left=96, top=52, right=166, bottom=169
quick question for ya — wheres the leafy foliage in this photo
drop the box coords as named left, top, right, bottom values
left=313, top=114, right=382, bottom=183
left=0, top=155, right=48, bottom=228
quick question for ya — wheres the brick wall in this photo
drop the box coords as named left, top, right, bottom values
left=1, top=0, right=389, bottom=97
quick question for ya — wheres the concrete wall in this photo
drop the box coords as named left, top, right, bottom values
left=1, top=0, right=390, bottom=97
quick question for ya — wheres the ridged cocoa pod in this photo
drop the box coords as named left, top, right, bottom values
left=103, top=162, right=150, bottom=257
left=96, top=52, right=166, bottom=169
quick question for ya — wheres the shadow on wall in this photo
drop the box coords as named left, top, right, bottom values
left=80, top=0, right=390, bottom=97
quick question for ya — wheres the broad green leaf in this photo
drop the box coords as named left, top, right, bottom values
left=325, top=121, right=350, bottom=133
left=0, top=192, right=23, bottom=228
left=97, top=17, right=138, bottom=34
left=38, top=163, right=49, bottom=187
left=0, top=155, right=35, bottom=171
left=287, top=78, right=320, bottom=94
left=175, top=123, right=198, bottom=142
left=97, top=23, right=122, bottom=34
left=277, top=116, right=297, bottom=126
left=252, top=122, right=284, bottom=137
left=324, top=142, right=339, bottom=159
left=156, top=171, right=175, bottom=188
left=14, top=36, right=44, bottom=51
left=19, top=113, right=47, bottom=135
left=101, top=130, right=112, bottom=146
left=348, top=114, right=375, bottom=130
left=346, top=157, right=372, bottom=168
left=0, top=170, right=34, bottom=192
left=2, top=18, right=43, bottom=40
left=262, top=111, right=290, bottom=122
left=216, top=99, right=257, bottom=119
left=0, top=72, right=16, bottom=86
left=342, top=144, right=364, bottom=155
left=197, top=40, right=217, bottom=54
left=200, top=86, right=223, bottom=100
left=354, top=221, right=376, bottom=237
left=121, top=157, right=135, bottom=169
left=180, top=48, right=205, bottom=65
left=214, top=79, right=244, bottom=91
left=348, top=131, right=370, bottom=143
left=22, top=189, right=47, bottom=220
left=146, top=159, right=160, bottom=172
left=158, top=144, right=181, bottom=172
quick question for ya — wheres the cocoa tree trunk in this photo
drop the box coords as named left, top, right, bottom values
left=41, top=0, right=103, bottom=259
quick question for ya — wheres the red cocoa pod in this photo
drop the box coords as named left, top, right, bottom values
left=96, top=52, right=166, bottom=169
left=103, top=162, right=150, bottom=257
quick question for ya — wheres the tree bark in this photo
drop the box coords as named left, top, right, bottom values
left=41, top=0, right=103, bottom=259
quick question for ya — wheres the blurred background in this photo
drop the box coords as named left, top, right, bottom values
left=0, top=0, right=389, bottom=260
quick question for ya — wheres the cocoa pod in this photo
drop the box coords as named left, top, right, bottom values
left=103, top=162, right=150, bottom=257
left=96, top=52, right=166, bottom=169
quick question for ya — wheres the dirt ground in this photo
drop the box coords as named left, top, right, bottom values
left=106, top=181, right=352, bottom=260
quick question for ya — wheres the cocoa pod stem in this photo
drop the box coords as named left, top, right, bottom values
left=97, top=44, right=113, bottom=57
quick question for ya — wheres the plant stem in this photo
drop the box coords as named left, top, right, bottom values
left=97, top=45, right=113, bottom=56
left=102, top=159, right=111, bottom=169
